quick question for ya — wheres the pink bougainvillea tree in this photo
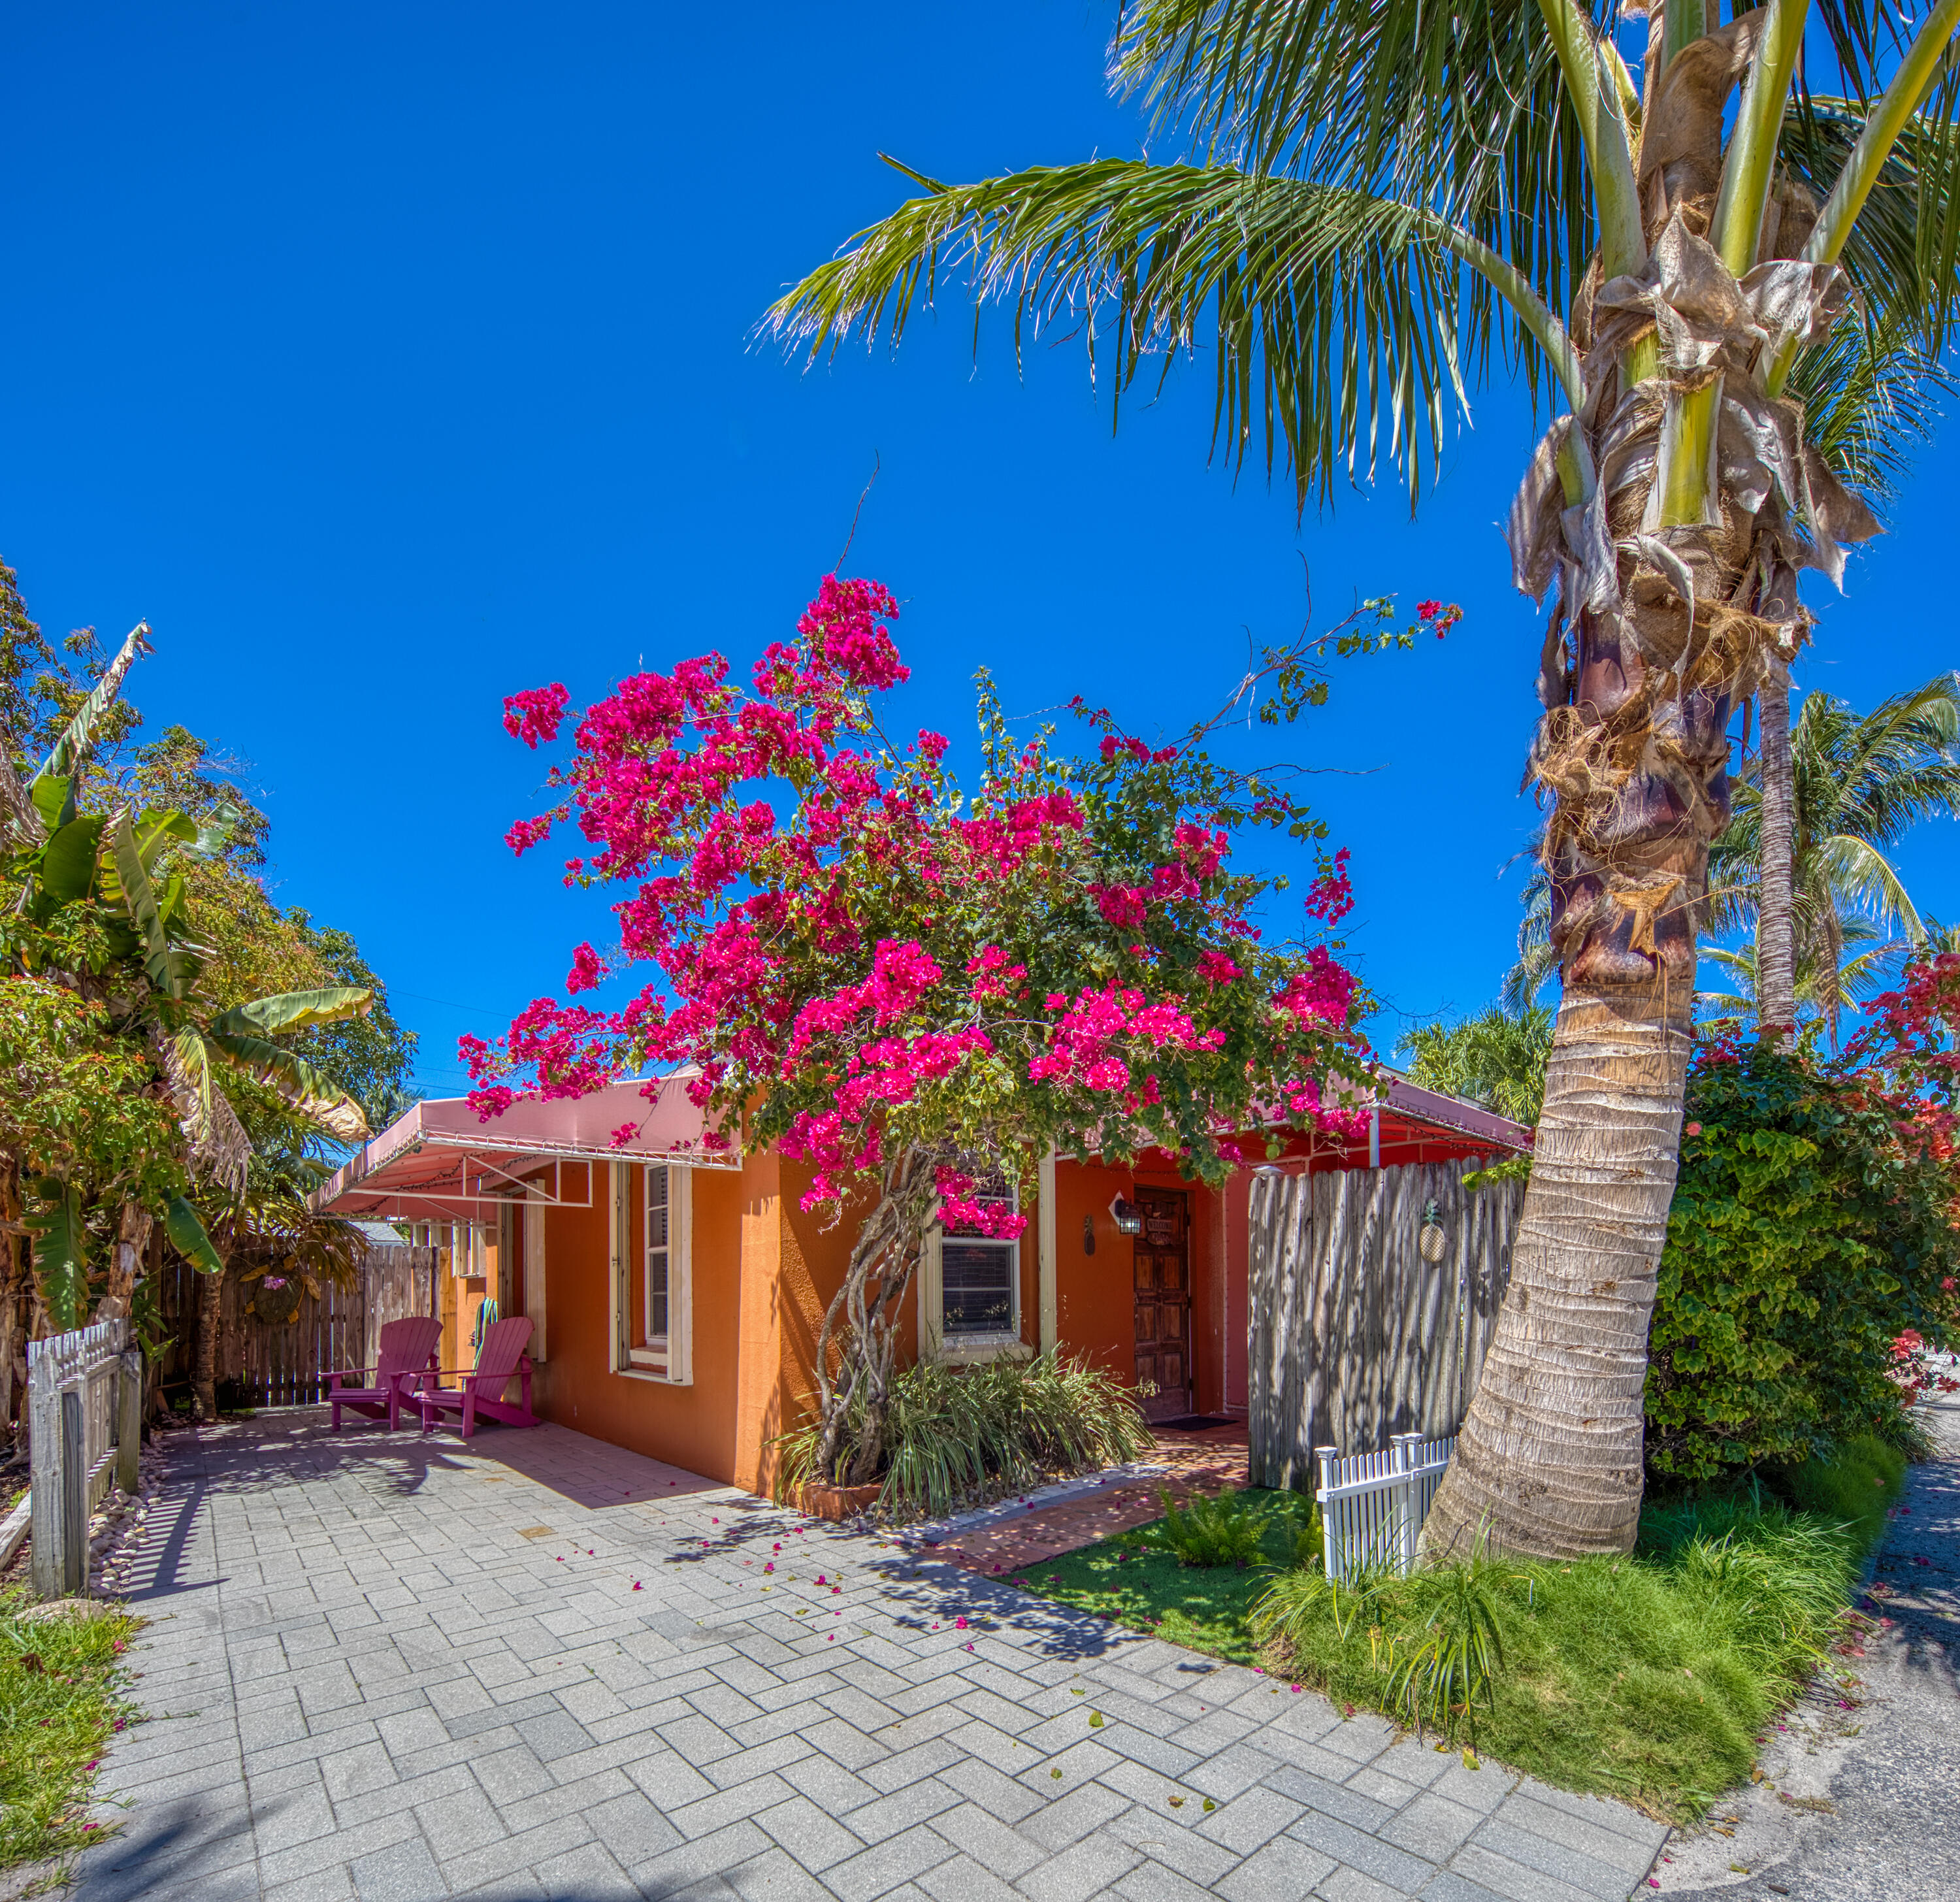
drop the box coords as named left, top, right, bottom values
left=467, top=574, right=1407, bottom=1483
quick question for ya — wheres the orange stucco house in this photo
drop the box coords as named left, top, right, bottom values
left=318, top=1075, right=1527, bottom=1496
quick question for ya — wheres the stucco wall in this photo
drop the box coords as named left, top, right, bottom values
left=517, top=1153, right=1046, bottom=1496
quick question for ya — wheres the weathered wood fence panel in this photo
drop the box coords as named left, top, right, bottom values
left=152, top=1245, right=439, bottom=1410
left=29, top=1318, right=135, bottom=1596
left=1247, top=1160, right=1524, bottom=1489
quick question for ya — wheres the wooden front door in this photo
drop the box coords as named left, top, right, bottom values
left=1132, top=1188, right=1192, bottom=1420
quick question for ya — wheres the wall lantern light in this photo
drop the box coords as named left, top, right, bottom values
left=1109, top=1194, right=1144, bottom=1235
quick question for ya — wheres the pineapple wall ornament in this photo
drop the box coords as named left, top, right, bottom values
left=1418, top=1200, right=1446, bottom=1264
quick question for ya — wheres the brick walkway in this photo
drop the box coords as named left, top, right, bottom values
left=922, top=1426, right=1251, bottom=1577
left=73, top=1413, right=1668, bottom=1902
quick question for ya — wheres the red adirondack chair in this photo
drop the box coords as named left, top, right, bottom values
left=327, top=1316, right=444, bottom=1430
left=416, top=1316, right=540, bottom=1439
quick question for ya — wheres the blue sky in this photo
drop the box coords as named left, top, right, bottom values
left=4, top=1, right=1954, bottom=1098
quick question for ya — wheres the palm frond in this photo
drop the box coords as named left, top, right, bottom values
left=1782, top=92, right=1960, bottom=355
left=1501, top=858, right=1557, bottom=1011
left=770, top=160, right=1548, bottom=508
left=1812, top=834, right=1921, bottom=932
left=1786, top=314, right=1951, bottom=502
left=1111, top=0, right=1594, bottom=314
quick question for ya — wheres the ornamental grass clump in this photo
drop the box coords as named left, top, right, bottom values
left=1250, top=1457, right=1894, bottom=1818
left=777, top=1348, right=1152, bottom=1520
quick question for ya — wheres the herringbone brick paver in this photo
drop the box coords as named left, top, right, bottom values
left=71, top=1414, right=1669, bottom=1901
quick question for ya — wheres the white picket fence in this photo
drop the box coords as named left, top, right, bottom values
left=27, top=1319, right=142, bottom=1598
left=1314, top=1432, right=1456, bottom=1581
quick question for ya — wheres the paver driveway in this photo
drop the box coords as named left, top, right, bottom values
left=73, top=1413, right=1667, bottom=1902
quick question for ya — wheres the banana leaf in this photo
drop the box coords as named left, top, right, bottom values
left=206, top=1032, right=371, bottom=1141
left=26, top=1180, right=89, bottom=1332
left=30, top=773, right=75, bottom=836
left=155, top=1026, right=250, bottom=1194
left=35, top=621, right=151, bottom=782
left=32, top=813, right=106, bottom=911
left=163, top=1196, right=226, bottom=1275
left=209, top=986, right=374, bottom=1038
left=111, top=810, right=195, bottom=998
left=97, top=808, right=197, bottom=905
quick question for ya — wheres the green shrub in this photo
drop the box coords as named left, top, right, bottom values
left=1647, top=1045, right=1957, bottom=1485
left=774, top=1347, right=1153, bottom=1519
left=1149, top=1486, right=1273, bottom=1567
left=1779, top=1432, right=1905, bottom=1556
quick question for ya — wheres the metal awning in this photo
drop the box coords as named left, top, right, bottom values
left=312, top=1074, right=736, bottom=1223
left=1377, top=1075, right=1532, bottom=1151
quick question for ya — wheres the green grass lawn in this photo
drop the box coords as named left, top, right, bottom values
left=1008, top=1440, right=1905, bottom=1821
left=0, top=1594, right=142, bottom=1874
left=1005, top=1487, right=1312, bottom=1664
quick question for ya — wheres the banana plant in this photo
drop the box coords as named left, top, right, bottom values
left=7, top=634, right=374, bottom=1323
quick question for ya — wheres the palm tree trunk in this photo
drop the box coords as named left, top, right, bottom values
left=1756, top=660, right=1798, bottom=1049
left=1428, top=529, right=1729, bottom=1557
left=1423, top=981, right=1692, bottom=1558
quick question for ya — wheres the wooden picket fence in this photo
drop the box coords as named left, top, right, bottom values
left=26, top=1319, right=140, bottom=1597
left=1247, top=1159, right=1524, bottom=1491
left=150, top=1244, right=439, bottom=1409
left=1314, top=1432, right=1456, bottom=1581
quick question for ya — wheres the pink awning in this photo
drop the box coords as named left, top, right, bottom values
left=312, top=1074, right=733, bottom=1223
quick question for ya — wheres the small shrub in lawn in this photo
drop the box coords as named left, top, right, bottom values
left=1149, top=1488, right=1273, bottom=1567
left=1381, top=1546, right=1510, bottom=1748
left=1291, top=1501, right=1325, bottom=1571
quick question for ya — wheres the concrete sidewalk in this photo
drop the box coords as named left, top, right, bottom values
left=71, top=1413, right=1668, bottom=1902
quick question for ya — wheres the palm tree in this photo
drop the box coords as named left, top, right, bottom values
left=1400, top=1004, right=1555, bottom=1126
left=768, top=0, right=1960, bottom=1555
left=1753, top=325, right=1950, bottom=1044
left=1709, top=672, right=1960, bottom=1041
left=1697, top=917, right=1904, bottom=1033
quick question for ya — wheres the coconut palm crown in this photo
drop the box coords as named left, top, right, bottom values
left=1710, top=670, right=1960, bottom=1034
left=769, top=0, right=1960, bottom=1557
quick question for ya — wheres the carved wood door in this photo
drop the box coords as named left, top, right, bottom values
left=1132, top=1187, right=1191, bottom=1420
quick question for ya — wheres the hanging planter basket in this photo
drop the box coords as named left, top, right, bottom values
left=248, top=1275, right=304, bottom=1327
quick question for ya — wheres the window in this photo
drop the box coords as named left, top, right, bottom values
left=941, top=1238, right=1016, bottom=1336
left=923, top=1179, right=1022, bottom=1359
left=612, top=1161, right=691, bottom=1383
left=645, top=1165, right=672, bottom=1341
